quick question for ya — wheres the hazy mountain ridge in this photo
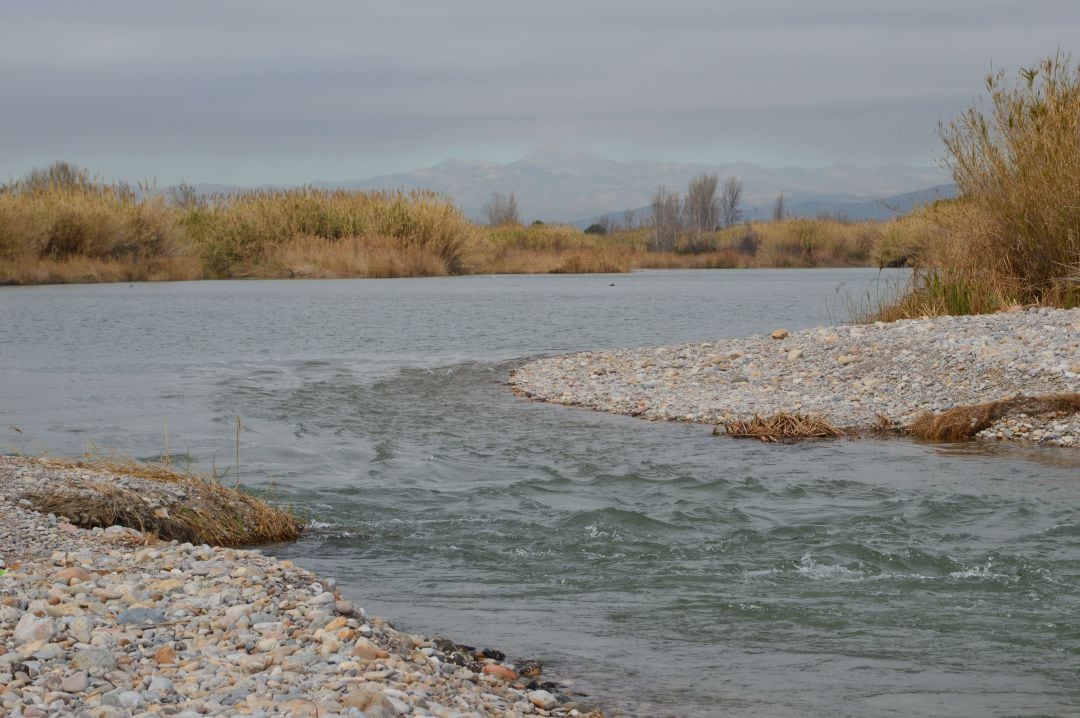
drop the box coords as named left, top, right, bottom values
left=160, top=148, right=949, bottom=223
left=315, top=149, right=946, bottom=222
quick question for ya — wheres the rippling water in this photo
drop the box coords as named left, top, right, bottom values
left=2, top=270, right=1078, bottom=717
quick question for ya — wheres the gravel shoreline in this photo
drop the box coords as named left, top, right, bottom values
left=0, top=457, right=603, bottom=717
left=510, top=308, right=1080, bottom=447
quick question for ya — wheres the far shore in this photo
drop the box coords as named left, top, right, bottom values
left=1, top=171, right=921, bottom=287
left=0, top=262, right=910, bottom=289
left=0, top=247, right=901, bottom=288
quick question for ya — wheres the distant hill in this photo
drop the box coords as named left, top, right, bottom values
left=158, top=148, right=949, bottom=224
left=574, top=183, right=957, bottom=229
left=773, top=184, right=957, bottom=221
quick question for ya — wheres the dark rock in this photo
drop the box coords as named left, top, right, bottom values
left=518, top=660, right=543, bottom=677
left=433, top=637, right=456, bottom=654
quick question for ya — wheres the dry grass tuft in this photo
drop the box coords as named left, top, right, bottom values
left=718, top=412, right=846, bottom=442
left=907, top=393, right=1080, bottom=441
left=27, top=456, right=304, bottom=546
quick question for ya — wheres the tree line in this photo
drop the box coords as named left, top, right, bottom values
left=483, top=174, right=788, bottom=251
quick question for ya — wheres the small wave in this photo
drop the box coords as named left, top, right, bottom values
left=947, top=560, right=1004, bottom=580
left=565, top=507, right=676, bottom=536
left=583, top=521, right=642, bottom=544
left=797, top=554, right=865, bottom=580
left=304, top=520, right=366, bottom=541
left=585, top=522, right=627, bottom=542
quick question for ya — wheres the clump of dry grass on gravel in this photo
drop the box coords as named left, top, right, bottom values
left=24, top=456, right=304, bottom=547
left=717, top=412, right=846, bottom=442
left=907, top=393, right=1080, bottom=441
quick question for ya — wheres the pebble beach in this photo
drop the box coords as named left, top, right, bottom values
left=0, top=457, right=602, bottom=718
left=511, top=308, right=1080, bottom=446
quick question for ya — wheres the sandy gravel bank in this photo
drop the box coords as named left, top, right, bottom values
left=0, top=457, right=603, bottom=718
left=510, top=308, right=1080, bottom=446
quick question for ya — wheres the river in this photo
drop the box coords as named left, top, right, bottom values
left=1, top=269, right=1077, bottom=717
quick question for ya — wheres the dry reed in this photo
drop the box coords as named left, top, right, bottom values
left=25, top=456, right=304, bottom=546
left=186, top=187, right=478, bottom=277
left=878, top=53, right=1080, bottom=320
left=718, top=412, right=846, bottom=442
left=1, top=162, right=946, bottom=284
left=907, top=393, right=1080, bottom=441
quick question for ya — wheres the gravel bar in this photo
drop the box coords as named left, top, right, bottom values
left=510, top=308, right=1080, bottom=447
left=0, top=457, right=603, bottom=718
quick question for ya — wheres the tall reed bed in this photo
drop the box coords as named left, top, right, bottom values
left=185, top=188, right=478, bottom=277
left=0, top=163, right=182, bottom=278
left=0, top=169, right=479, bottom=283
left=1, top=162, right=943, bottom=284
left=474, top=223, right=632, bottom=273
left=599, top=218, right=912, bottom=269
left=878, top=53, right=1080, bottom=319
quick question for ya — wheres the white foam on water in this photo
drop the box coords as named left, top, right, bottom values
left=797, top=554, right=865, bottom=580
left=948, top=560, right=1002, bottom=579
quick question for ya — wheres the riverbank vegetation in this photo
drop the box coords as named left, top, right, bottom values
left=0, top=165, right=931, bottom=285
left=877, top=53, right=1080, bottom=319
left=14, top=454, right=304, bottom=546
left=4, top=55, right=1075, bottom=303
left=907, top=393, right=1080, bottom=442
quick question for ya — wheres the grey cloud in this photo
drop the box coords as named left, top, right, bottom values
left=3, top=0, right=1079, bottom=183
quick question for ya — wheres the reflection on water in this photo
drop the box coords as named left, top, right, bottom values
left=2, top=269, right=1077, bottom=717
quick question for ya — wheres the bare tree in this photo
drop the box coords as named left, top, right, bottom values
left=483, top=192, right=520, bottom=226
left=623, top=208, right=636, bottom=230
left=772, top=192, right=785, bottom=221
left=684, top=173, right=720, bottom=234
left=720, top=176, right=743, bottom=228
left=650, top=185, right=681, bottom=251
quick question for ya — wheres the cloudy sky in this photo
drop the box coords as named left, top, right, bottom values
left=3, top=0, right=1078, bottom=185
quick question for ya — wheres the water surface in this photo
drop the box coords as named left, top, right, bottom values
left=2, top=269, right=1077, bottom=717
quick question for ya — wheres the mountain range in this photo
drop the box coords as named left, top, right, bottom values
left=174, top=147, right=953, bottom=224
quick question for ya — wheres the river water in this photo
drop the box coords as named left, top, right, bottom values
left=1, top=269, right=1078, bottom=717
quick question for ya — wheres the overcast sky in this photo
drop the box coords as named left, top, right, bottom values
left=3, top=1, right=1078, bottom=185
